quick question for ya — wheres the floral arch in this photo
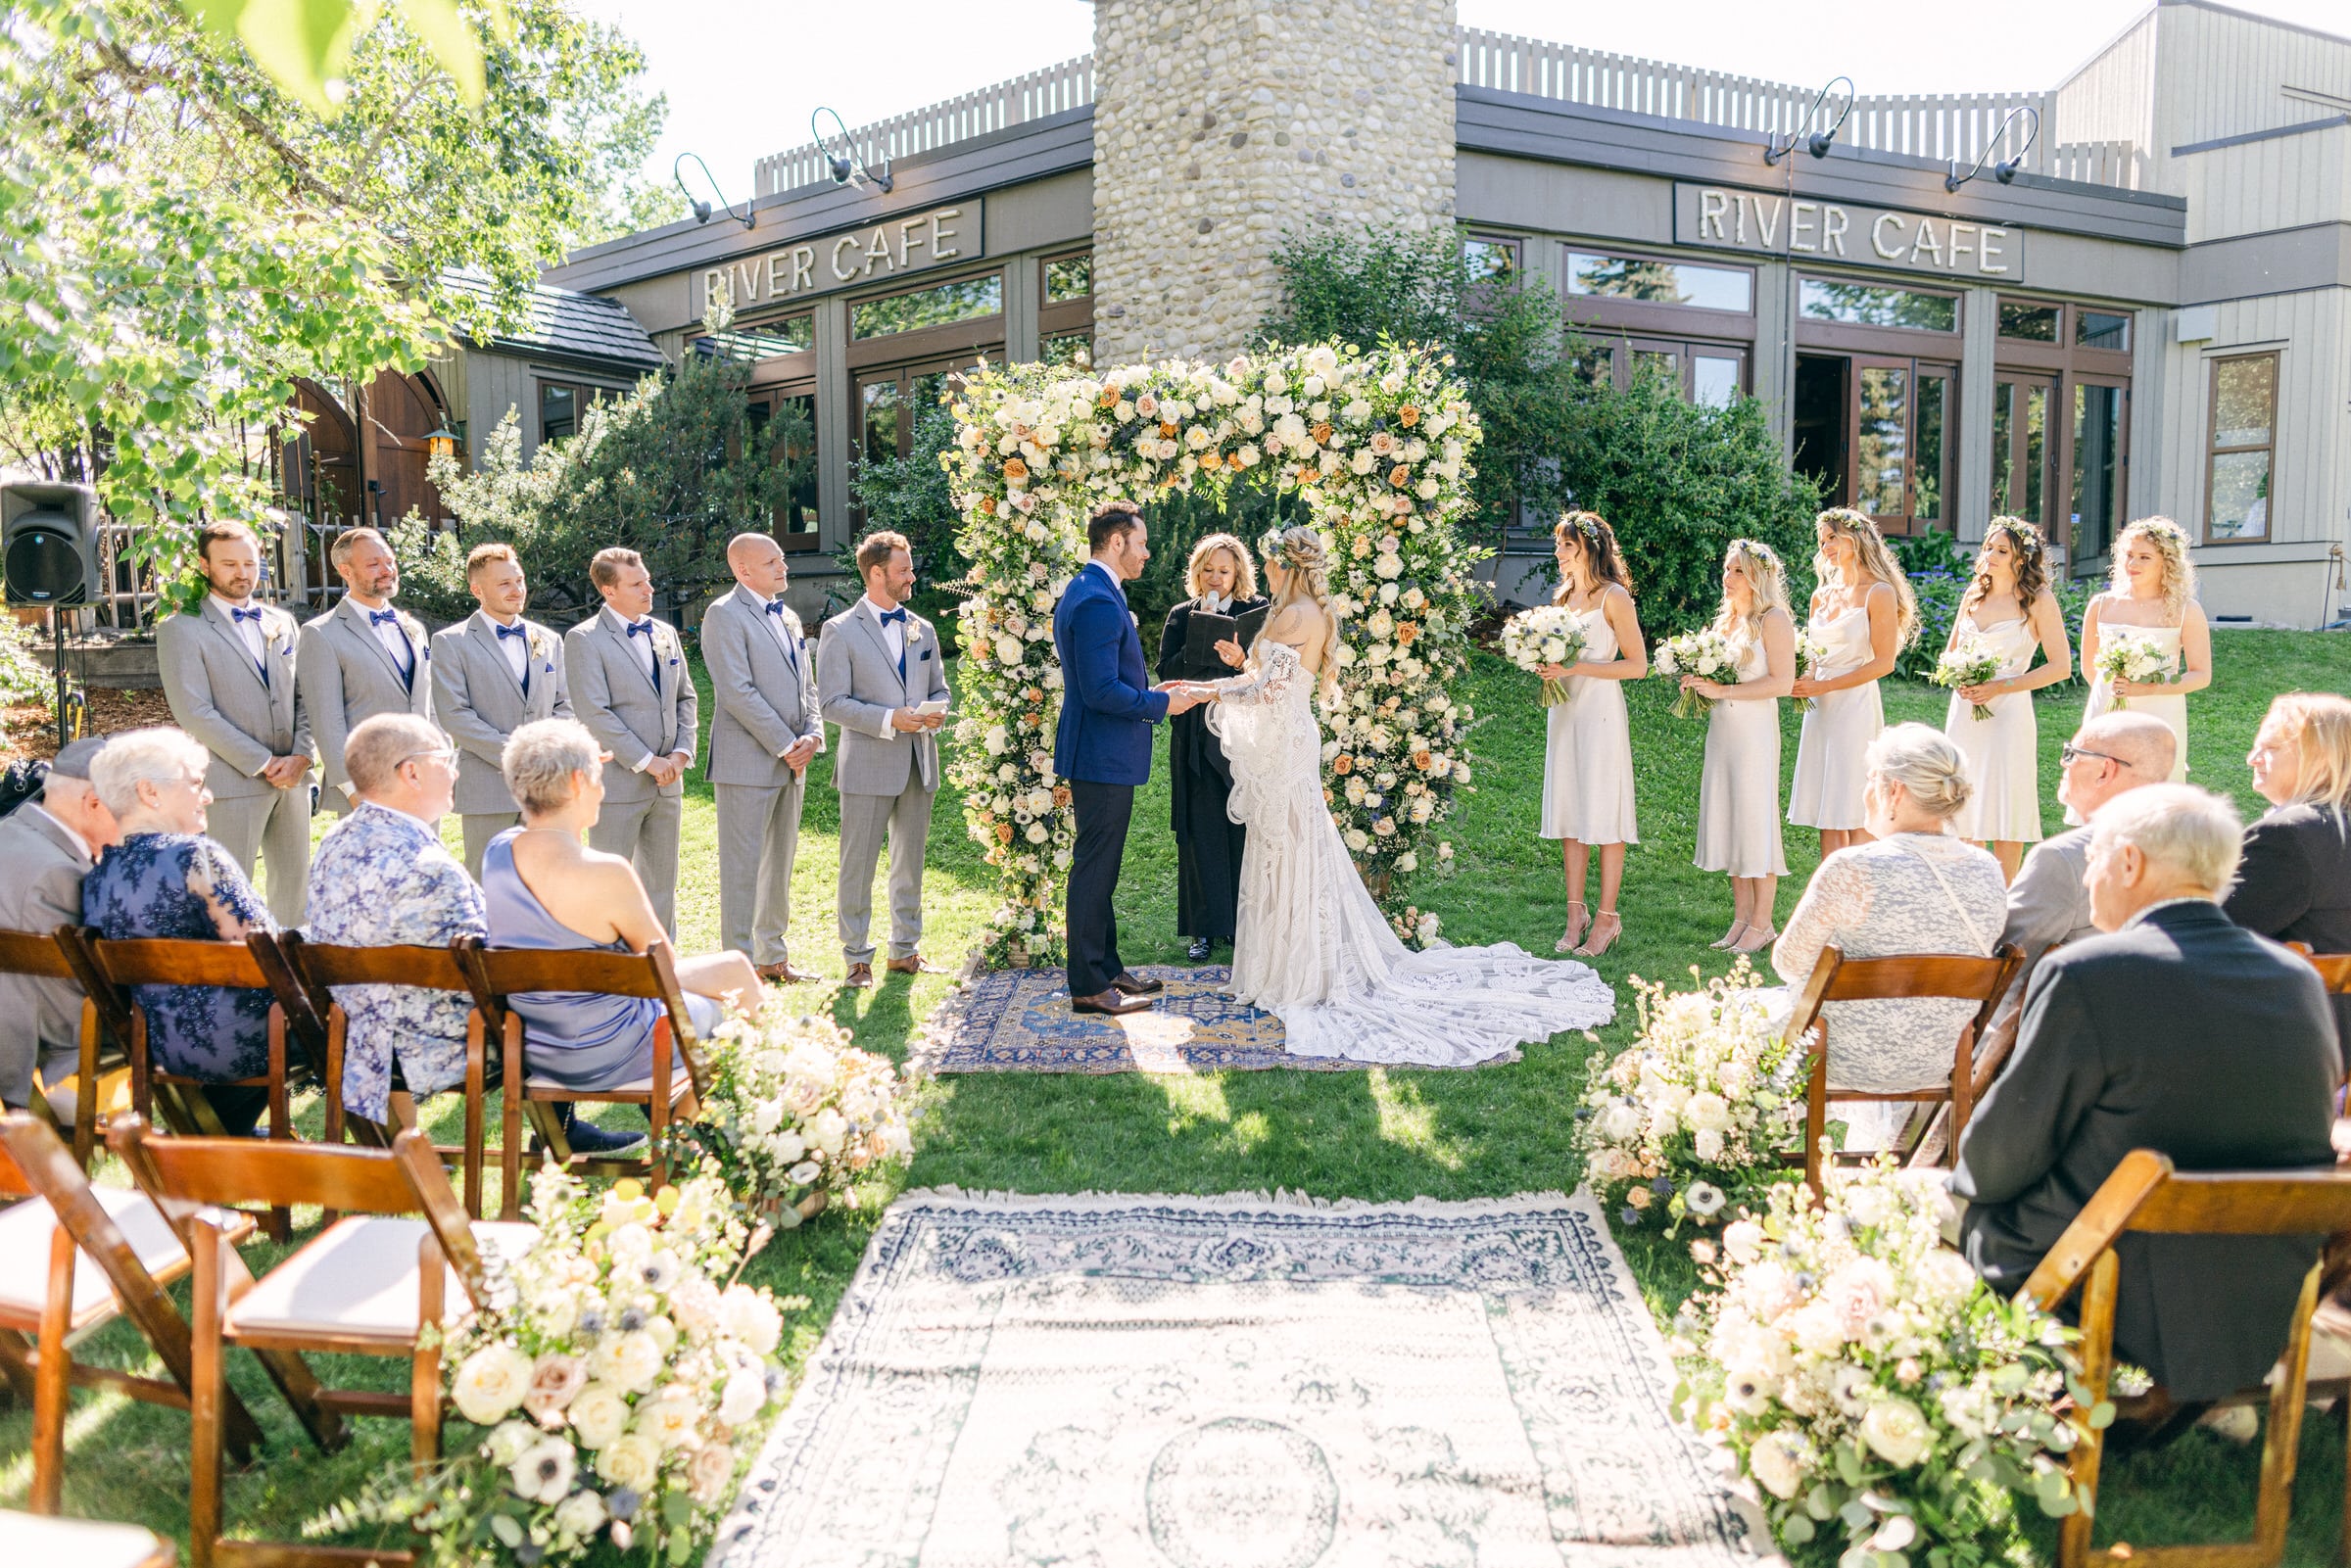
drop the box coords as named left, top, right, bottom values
left=943, top=341, right=1490, bottom=969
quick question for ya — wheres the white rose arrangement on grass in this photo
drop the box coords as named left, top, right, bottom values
left=942, top=341, right=1487, bottom=967
left=1672, top=1160, right=2092, bottom=1566
left=1499, top=603, right=1588, bottom=707
left=1576, top=959, right=1800, bottom=1231
left=2093, top=630, right=2174, bottom=710
left=663, top=1012, right=915, bottom=1219
left=1652, top=628, right=1741, bottom=719
left=344, top=1167, right=799, bottom=1565
left=1932, top=637, right=2005, bottom=722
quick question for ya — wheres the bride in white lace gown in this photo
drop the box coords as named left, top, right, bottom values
left=1199, top=527, right=1615, bottom=1068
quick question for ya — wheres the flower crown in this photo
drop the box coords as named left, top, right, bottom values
left=1563, top=513, right=1607, bottom=550
left=1258, top=529, right=1325, bottom=574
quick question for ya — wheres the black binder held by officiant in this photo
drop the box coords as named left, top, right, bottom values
left=1178, top=602, right=1271, bottom=680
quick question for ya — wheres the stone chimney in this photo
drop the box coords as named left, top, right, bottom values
left=1089, top=0, right=1459, bottom=367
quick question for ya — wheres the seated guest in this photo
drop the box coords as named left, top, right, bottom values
left=2000, top=711, right=2178, bottom=976
left=2228, top=692, right=2351, bottom=1045
left=304, top=713, right=486, bottom=1131
left=1954, top=784, right=2340, bottom=1402
left=483, top=720, right=761, bottom=1099
left=1771, top=724, right=2007, bottom=1144
left=0, top=737, right=118, bottom=1113
left=82, top=727, right=280, bottom=1135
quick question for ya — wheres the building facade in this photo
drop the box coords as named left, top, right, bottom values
left=545, top=0, right=2351, bottom=627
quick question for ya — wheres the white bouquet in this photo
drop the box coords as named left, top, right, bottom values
left=1792, top=629, right=1832, bottom=711
left=1653, top=629, right=1741, bottom=719
left=1932, top=637, right=2004, bottom=722
left=1673, top=1161, right=2091, bottom=1565
left=1576, top=959, right=1800, bottom=1230
left=1498, top=604, right=1588, bottom=707
left=2093, top=631, right=2174, bottom=710
left=668, top=1013, right=915, bottom=1220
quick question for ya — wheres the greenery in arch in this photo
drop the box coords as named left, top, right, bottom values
left=942, top=343, right=1490, bottom=968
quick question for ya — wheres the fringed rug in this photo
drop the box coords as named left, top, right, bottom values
left=708, top=1189, right=1757, bottom=1568
left=910, top=964, right=1344, bottom=1074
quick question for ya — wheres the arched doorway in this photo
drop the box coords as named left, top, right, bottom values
left=360, top=368, right=453, bottom=528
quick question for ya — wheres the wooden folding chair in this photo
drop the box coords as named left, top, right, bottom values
left=460, top=941, right=706, bottom=1221
left=2017, top=1151, right=2351, bottom=1568
left=268, top=932, right=498, bottom=1219
left=0, top=1113, right=268, bottom=1514
left=0, top=926, right=122, bottom=1169
left=1787, top=943, right=2025, bottom=1193
left=108, top=1115, right=536, bottom=1568
left=2285, top=942, right=2351, bottom=997
left=0, top=1507, right=176, bottom=1566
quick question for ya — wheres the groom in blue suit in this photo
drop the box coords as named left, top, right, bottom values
left=1054, top=501, right=1206, bottom=1015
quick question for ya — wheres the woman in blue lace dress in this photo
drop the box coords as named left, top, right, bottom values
left=83, top=728, right=278, bottom=1135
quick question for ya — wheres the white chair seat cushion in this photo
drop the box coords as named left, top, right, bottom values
left=0, top=1186, right=207, bottom=1331
left=0, top=1506, right=168, bottom=1567
left=524, top=1073, right=693, bottom=1100
left=226, top=1217, right=537, bottom=1343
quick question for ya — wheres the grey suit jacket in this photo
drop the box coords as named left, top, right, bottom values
left=0, top=806, right=92, bottom=1105
left=702, top=588, right=823, bottom=788
left=563, top=610, right=697, bottom=806
left=298, top=596, right=435, bottom=802
left=2000, top=826, right=2097, bottom=970
left=432, top=611, right=573, bottom=814
left=157, top=598, right=309, bottom=799
left=818, top=602, right=949, bottom=797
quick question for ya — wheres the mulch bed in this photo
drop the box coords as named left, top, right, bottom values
left=3, top=688, right=175, bottom=763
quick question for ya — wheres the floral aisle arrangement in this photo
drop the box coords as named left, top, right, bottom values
left=664, top=1011, right=916, bottom=1220
left=336, top=1168, right=799, bottom=1565
left=1673, top=1161, right=2092, bottom=1567
left=1792, top=629, right=1831, bottom=710
left=1932, top=637, right=2004, bottom=722
left=942, top=340, right=1489, bottom=966
left=2092, top=631, right=2174, bottom=709
left=1499, top=604, right=1588, bottom=706
left=1652, top=629, right=1741, bottom=719
left=1576, top=960, right=1800, bottom=1231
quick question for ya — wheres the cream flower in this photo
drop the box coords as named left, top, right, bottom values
left=720, top=1286, right=785, bottom=1355
left=589, top=1329, right=663, bottom=1393
left=453, top=1343, right=534, bottom=1426
left=552, top=1487, right=606, bottom=1540
left=509, top=1435, right=576, bottom=1504
left=689, top=1440, right=738, bottom=1504
left=719, top=1364, right=770, bottom=1428
left=1860, top=1397, right=1935, bottom=1468
left=634, top=1390, right=703, bottom=1451
left=596, top=1431, right=663, bottom=1494
left=522, top=1353, right=588, bottom=1424
left=1748, top=1430, right=1810, bottom=1499
left=567, top=1381, right=631, bottom=1449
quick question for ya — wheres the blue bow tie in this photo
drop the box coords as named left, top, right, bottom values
left=495, top=622, right=528, bottom=641
left=879, top=607, right=907, bottom=626
left=765, top=598, right=788, bottom=617
left=627, top=619, right=655, bottom=640
left=229, top=606, right=263, bottom=625
left=367, top=608, right=401, bottom=629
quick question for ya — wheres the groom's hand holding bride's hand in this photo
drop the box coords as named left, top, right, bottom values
left=1155, top=680, right=1211, bottom=715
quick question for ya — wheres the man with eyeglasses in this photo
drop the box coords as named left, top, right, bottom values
left=1998, top=710, right=2180, bottom=989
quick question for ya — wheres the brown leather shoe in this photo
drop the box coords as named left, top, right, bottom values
left=1071, top=989, right=1152, bottom=1017
left=1109, top=971, right=1165, bottom=996
left=886, top=954, right=944, bottom=975
left=755, top=962, right=818, bottom=983
left=843, top=962, right=874, bottom=989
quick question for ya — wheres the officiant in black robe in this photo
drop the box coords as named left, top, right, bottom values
left=1156, top=535, right=1267, bottom=962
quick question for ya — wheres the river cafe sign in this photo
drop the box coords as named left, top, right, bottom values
left=1672, top=183, right=2026, bottom=281
left=699, top=200, right=984, bottom=315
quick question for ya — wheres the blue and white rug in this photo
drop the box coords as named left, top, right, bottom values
left=910, top=965, right=1354, bottom=1074
left=709, top=1189, right=1757, bottom=1568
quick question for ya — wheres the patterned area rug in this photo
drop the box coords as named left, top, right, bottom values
left=708, top=1190, right=1756, bottom=1568
left=909, top=965, right=1517, bottom=1074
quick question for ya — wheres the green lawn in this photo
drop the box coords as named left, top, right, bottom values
left=6, top=630, right=2344, bottom=1563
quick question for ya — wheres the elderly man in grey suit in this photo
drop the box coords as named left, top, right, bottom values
left=820, top=530, right=950, bottom=989
left=0, top=737, right=117, bottom=1111
left=433, top=542, right=573, bottom=878
left=564, top=546, right=697, bottom=936
left=1998, top=711, right=2178, bottom=982
left=298, top=525, right=434, bottom=817
left=156, top=520, right=314, bottom=922
left=702, top=532, right=823, bottom=983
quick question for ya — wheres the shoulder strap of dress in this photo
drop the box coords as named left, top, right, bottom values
left=1893, top=839, right=1989, bottom=952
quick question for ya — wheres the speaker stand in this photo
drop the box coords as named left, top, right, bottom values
left=50, top=610, right=69, bottom=751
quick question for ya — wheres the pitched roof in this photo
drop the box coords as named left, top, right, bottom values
left=443, top=272, right=665, bottom=375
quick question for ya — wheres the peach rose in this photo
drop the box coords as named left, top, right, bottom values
left=1001, top=457, right=1029, bottom=484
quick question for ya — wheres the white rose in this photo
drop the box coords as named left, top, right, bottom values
left=596, top=1431, right=663, bottom=1494
left=1395, top=852, right=1416, bottom=873
left=1681, top=1093, right=1732, bottom=1134
left=1917, top=1249, right=1979, bottom=1304
left=719, top=1364, right=770, bottom=1427
left=1343, top=828, right=1369, bottom=852
left=1693, top=1127, right=1724, bottom=1163
left=1789, top=1301, right=1847, bottom=1357
left=567, top=1380, right=631, bottom=1449
left=634, top=1391, right=702, bottom=1450
left=1842, top=1184, right=1895, bottom=1229
left=1748, top=1430, right=1810, bottom=1499
left=750, top=1099, right=785, bottom=1136
left=552, top=1487, right=606, bottom=1541
left=1860, top=1398, right=1935, bottom=1468
left=1598, top=1103, right=1642, bottom=1143
left=721, top=1285, right=785, bottom=1355
left=588, top=1330, right=663, bottom=1394
left=808, top=1107, right=850, bottom=1157
left=484, top=1418, right=539, bottom=1468
left=689, top=1440, right=739, bottom=1504
left=453, top=1343, right=534, bottom=1426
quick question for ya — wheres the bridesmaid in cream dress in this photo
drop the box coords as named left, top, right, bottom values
left=2070, top=516, right=2211, bottom=823
left=1536, top=512, right=1647, bottom=959
left=1942, top=519, right=2073, bottom=879
left=1683, top=540, right=1795, bottom=955
left=1789, top=508, right=1912, bottom=857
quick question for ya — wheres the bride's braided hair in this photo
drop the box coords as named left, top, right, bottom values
left=1259, top=524, right=1342, bottom=694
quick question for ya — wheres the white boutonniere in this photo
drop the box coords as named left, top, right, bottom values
left=905, top=623, right=923, bottom=646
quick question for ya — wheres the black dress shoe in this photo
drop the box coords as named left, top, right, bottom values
left=1110, top=972, right=1165, bottom=996
left=1186, top=937, right=1213, bottom=962
left=1071, top=989, right=1153, bottom=1017
left=557, top=1105, right=646, bottom=1156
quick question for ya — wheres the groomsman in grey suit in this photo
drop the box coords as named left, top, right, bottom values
left=298, top=525, right=434, bottom=817
left=702, top=533, right=823, bottom=983
left=819, top=530, right=950, bottom=988
left=156, top=520, right=314, bottom=922
left=0, top=737, right=117, bottom=1110
left=432, top=542, right=573, bottom=878
left=564, top=546, right=697, bottom=935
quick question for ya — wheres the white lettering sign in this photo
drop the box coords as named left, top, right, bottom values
left=699, top=201, right=980, bottom=315
left=1675, top=183, right=2021, bottom=280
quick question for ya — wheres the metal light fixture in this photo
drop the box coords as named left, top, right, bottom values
left=673, top=152, right=755, bottom=228
left=424, top=423, right=461, bottom=462
left=1764, top=76, right=1854, bottom=165
left=811, top=107, right=894, bottom=195
left=1945, top=105, right=2041, bottom=192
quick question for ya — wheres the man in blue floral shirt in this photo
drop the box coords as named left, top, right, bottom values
left=304, top=713, right=484, bottom=1125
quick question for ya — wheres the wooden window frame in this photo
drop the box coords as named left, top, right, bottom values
left=535, top=378, right=625, bottom=446
left=1794, top=274, right=1962, bottom=356
left=2203, top=351, right=2279, bottom=545
left=744, top=384, right=821, bottom=552
left=1562, top=246, right=1757, bottom=341
left=1568, top=330, right=1750, bottom=404
left=1038, top=249, right=1094, bottom=354
left=844, top=266, right=1007, bottom=366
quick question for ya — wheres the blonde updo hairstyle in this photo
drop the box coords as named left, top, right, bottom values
left=1816, top=506, right=1921, bottom=647
left=1259, top=524, right=1341, bottom=695
left=2111, top=515, right=2197, bottom=622
left=1713, top=538, right=1791, bottom=640
left=1185, top=532, right=1259, bottom=601
left=1865, top=721, right=1975, bottom=822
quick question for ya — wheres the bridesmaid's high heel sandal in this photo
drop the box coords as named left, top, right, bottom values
left=1710, top=923, right=1747, bottom=950
left=1731, top=925, right=1777, bottom=955
left=1573, top=911, right=1622, bottom=959
left=1556, top=901, right=1591, bottom=954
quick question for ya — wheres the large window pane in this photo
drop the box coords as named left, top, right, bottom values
left=2022, top=384, right=2047, bottom=523
left=539, top=383, right=578, bottom=444
left=1568, top=252, right=1751, bottom=312
left=2073, top=383, right=2125, bottom=560
left=696, top=316, right=812, bottom=362
left=2076, top=309, right=2132, bottom=352
left=852, top=273, right=1003, bottom=339
left=1633, top=348, right=1680, bottom=386
left=1569, top=343, right=1614, bottom=390
left=1856, top=366, right=1909, bottom=517
left=1693, top=354, right=1741, bottom=408
left=1800, top=279, right=1957, bottom=332
left=2213, top=356, right=2277, bottom=446
left=860, top=378, right=901, bottom=468
left=1044, top=255, right=1091, bottom=304
left=2208, top=451, right=2272, bottom=539
left=1463, top=237, right=1519, bottom=281
left=1991, top=382, right=2016, bottom=512
left=1915, top=373, right=1947, bottom=524
left=1997, top=302, right=2060, bottom=342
